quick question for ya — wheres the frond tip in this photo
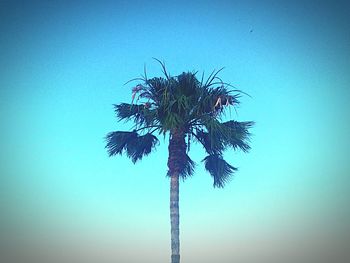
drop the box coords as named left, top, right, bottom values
left=105, top=131, right=137, bottom=156
left=203, top=154, right=237, bottom=188
left=105, top=131, right=159, bottom=163
left=222, top=121, right=254, bottom=153
left=166, top=154, right=196, bottom=179
left=181, top=154, right=196, bottom=179
left=113, top=103, right=157, bottom=127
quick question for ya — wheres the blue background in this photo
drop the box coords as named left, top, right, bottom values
left=1, top=1, right=349, bottom=262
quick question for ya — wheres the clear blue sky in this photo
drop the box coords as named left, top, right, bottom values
left=1, top=1, right=349, bottom=262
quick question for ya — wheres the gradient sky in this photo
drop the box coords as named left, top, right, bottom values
left=1, top=1, right=350, bottom=262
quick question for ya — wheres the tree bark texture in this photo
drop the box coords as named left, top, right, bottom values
left=170, top=175, right=180, bottom=263
left=168, top=129, right=186, bottom=263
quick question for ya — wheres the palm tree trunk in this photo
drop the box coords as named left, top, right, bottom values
left=168, top=129, right=186, bottom=263
left=170, top=173, right=180, bottom=263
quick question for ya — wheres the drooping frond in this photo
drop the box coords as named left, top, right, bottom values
left=201, top=115, right=226, bottom=135
left=167, top=153, right=196, bottom=179
left=193, top=116, right=228, bottom=154
left=194, top=129, right=224, bottom=154
left=105, top=131, right=137, bottom=156
left=126, top=133, right=159, bottom=163
left=105, top=131, right=159, bottom=163
left=203, top=154, right=237, bottom=188
left=182, top=154, right=196, bottom=179
left=222, top=121, right=254, bottom=152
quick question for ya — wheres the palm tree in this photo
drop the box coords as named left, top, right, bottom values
left=105, top=60, right=253, bottom=263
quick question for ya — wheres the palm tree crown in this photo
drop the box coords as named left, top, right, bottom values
left=106, top=60, right=254, bottom=187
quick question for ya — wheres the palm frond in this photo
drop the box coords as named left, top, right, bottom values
left=191, top=84, right=240, bottom=118
left=161, top=112, right=183, bottom=131
left=143, top=63, right=148, bottom=82
left=191, top=118, right=254, bottom=157
left=123, top=77, right=146, bottom=86
left=114, top=103, right=157, bottom=127
left=200, top=71, right=205, bottom=86
left=145, top=77, right=169, bottom=104
left=203, top=67, right=225, bottom=88
left=203, top=69, right=216, bottom=88
left=194, top=129, right=224, bottom=154
left=152, top=57, right=170, bottom=80
left=222, top=121, right=254, bottom=152
left=201, top=116, right=227, bottom=138
left=105, top=131, right=137, bottom=156
left=105, top=131, right=159, bottom=163
left=203, top=154, right=237, bottom=188
left=176, top=72, right=200, bottom=97
left=167, top=154, right=196, bottom=179
left=181, top=154, right=196, bottom=179
left=126, top=133, right=159, bottom=163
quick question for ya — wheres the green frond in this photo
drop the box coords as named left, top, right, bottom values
left=201, top=116, right=224, bottom=133
left=145, top=77, right=169, bottom=105
left=195, top=118, right=254, bottom=154
left=203, top=154, right=237, bottom=188
left=167, top=154, right=196, bottom=179
left=105, top=131, right=137, bottom=156
left=191, top=83, right=241, bottom=118
left=194, top=89, right=215, bottom=116
left=176, top=72, right=200, bottom=97
left=114, top=103, right=157, bottom=127
left=200, top=117, right=228, bottom=145
left=222, top=121, right=254, bottom=152
left=152, top=57, right=170, bottom=80
left=203, top=67, right=225, bottom=88
left=194, top=129, right=224, bottom=154
left=161, top=112, right=183, bottom=131
left=143, top=63, right=148, bottom=82
left=123, top=77, right=146, bottom=86
left=183, top=154, right=196, bottom=178
left=105, top=131, right=159, bottom=163
left=203, top=69, right=216, bottom=88
left=114, top=103, right=137, bottom=120
left=126, top=133, right=159, bottom=163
